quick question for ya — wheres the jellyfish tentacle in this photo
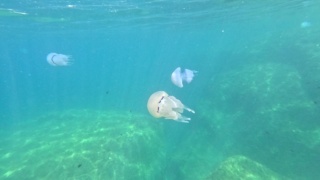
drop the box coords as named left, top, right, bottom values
left=176, top=115, right=191, bottom=123
left=64, top=56, right=73, bottom=65
left=183, top=106, right=195, bottom=114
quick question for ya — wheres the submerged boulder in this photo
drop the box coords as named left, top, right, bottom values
left=197, top=62, right=320, bottom=179
left=0, top=109, right=165, bottom=179
left=207, top=155, right=287, bottom=180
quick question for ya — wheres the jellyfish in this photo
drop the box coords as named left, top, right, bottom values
left=47, top=52, right=72, bottom=66
left=171, top=67, right=197, bottom=88
left=147, top=91, right=195, bottom=123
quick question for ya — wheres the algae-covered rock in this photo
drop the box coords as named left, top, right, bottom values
left=200, top=61, right=319, bottom=136
left=197, top=62, right=320, bottom=179
left=0, top=109, right=165, bottom=179
left=202, top=63, right=312, bottom=117
left=207, top=155, right=286, bottom=180
left=165, top=127, right=224, bottom=180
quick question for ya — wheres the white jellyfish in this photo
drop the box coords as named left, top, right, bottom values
left=147, top=91, right=195, bottom=123
left=171, top=67, right=197, bottom=88
left=47, top=52, right=72, bottom=66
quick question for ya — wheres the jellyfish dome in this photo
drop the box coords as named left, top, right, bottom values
left=47, top=52, right=72, bottom=66
left=171, top=67, right=197, bottom=88
left=147, top=91, right=195, bottom=123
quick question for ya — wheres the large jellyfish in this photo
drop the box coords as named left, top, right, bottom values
left=147, top=91, right=195, bottom=123
left=47, top=52, right=72, bottom=66
left=171, top=67, right=197, bottom=88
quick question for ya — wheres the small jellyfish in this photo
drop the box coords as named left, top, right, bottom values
left=171, top=67, right=197, bottom=88
left=147, top=91, right=195, bottom=123
left=47, top=52, right=72, bottom=66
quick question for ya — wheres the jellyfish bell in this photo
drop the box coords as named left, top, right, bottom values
left=147, top=91, right=167, bottom=118
left=147, top=91, right=195, bottom=123
left=47, top=52, right=72, bottom=66
left=171, top=68, right=183, bottom=88
left=171, top=67, right=197, bottom=88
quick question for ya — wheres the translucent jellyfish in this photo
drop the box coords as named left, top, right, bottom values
left=47, top=52, right=72, bottom=66
left=147, top=91, right=195, bottom=123
left=171, top=67, right=197, bottom=88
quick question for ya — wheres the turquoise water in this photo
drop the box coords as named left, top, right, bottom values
left=1, top=0, right=320, bottom=179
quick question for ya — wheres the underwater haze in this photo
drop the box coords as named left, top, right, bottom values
left=1, top=0, right=320, bottom=179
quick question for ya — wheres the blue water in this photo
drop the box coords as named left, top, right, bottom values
left=1, top=0, right=320, bottom=179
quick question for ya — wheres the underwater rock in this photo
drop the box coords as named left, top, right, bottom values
left=0, top=109, right=165, bottom=179
left=207, top=155, right=287, bottom=179
left=201, top=63, right=310, bottom=116
left=198, top=62, right=320, bottom=179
